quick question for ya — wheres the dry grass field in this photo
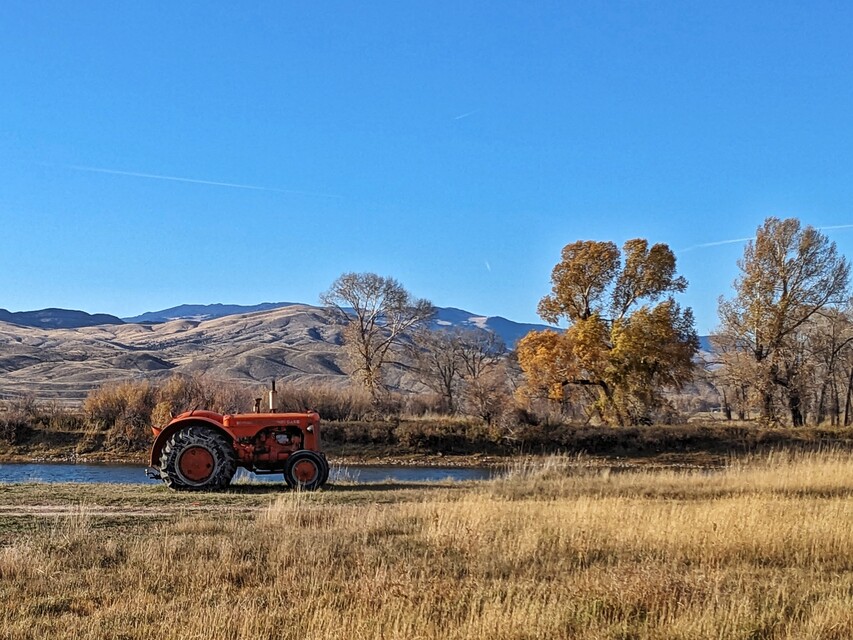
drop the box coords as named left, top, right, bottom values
left=2, top=451, right=853, bottom=639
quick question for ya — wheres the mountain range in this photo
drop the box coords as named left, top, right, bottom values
left=0, top=302, right=712, bottom=405
left=0, top=302, right=555, bottom=404
left=0, top=308, right=125, bottom=329
left=122, top=302, right=552, bottom=346
left=0, top=302, right=552, bottom=346
left=123, top=302, right=299, bottom=324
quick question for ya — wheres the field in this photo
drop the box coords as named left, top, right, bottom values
left=2, top=452, right=853, bottom=639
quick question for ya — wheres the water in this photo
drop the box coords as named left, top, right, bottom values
left=0, top=462, right=496, bottom=485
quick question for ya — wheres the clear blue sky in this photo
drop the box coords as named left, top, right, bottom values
left=2, top=1, right=853, bottom=335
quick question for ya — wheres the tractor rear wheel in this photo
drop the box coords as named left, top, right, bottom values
left=319, top=454, right=330, bottom=486
left=284, top=450, right=328, bottom=491
left=159, top=425, right=237, bottom=491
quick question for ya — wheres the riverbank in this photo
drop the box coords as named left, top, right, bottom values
left=3, top=451, right=853, bottom=638
left=4, top=419, right=853, bottom=468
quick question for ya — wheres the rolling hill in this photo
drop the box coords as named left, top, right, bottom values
left=123, top=302, right=298, bottom=324
left=0, top=302, right=556, bottom=404
left=123, top=302, right=554, bottom=348
left=0, top=305, right=348, bottom=403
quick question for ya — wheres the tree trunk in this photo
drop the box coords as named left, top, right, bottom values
left=844, top=365, right=853, bottom=426
left=788, top=388, right=804, bottom=427
left=832, top=379, right=840, bottom=427
left=363, top=366, right=383, bottom=407
left=817, top=381, right=828, bottom=425
left=600, top=382, right=624, bottom=426
left=721, top=389, right=732, bottom=421
left=737, top=386, right=747, bottom=420
left=761, top=389, right=774, bottom=423
left=441, top=374, right=455, bottom=414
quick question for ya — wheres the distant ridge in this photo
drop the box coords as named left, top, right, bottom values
left=0, top=302, right=714, bottom=352
left=0, top=308, right=125, bottom=329
left=0, top=303, right=715, bottom=404
left=125, top=302, right=556, bottom=347
left=431, top=307, right=555, bottom=346
left=123, top=302, right=297, bottom=323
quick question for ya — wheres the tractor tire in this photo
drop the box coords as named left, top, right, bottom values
left=159, top=425, right=237, bottom=491
left=319, top=454, right=330, bottom=486
left=284, top=450, right=328, bottom=491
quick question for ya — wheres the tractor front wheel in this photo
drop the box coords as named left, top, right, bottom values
left=284, top=451, right=328, bottom=491
left=159, top=426, right=237, bottom=491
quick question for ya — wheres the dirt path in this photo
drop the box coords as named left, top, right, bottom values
left=0, top=504, right=260, bottom=518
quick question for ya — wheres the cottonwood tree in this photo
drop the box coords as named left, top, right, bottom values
left=767, top=305, right=853, bottom=426
left=806, top=309, right=853, bottom=425
left=409, top=328, right=464, bottom=413
left=517, top=239, right=698, bottom=425
left=410, top=327, right=507, bottom=417
left=707, top=333, right=755, bottom=420
left=458, top=329, right=506, bottom=382
left=716, top=217, right=850, bottom=425
left=321, top=273, right=433, bottom=403
left=836, top=309, right=853, bottom=426
left=457, top=330, right=509, bottom=423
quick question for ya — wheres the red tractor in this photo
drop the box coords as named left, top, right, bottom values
left=146, top=384, right=329, bottom=491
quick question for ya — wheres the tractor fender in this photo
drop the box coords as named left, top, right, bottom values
left=149, top=417, right=235, bottom=468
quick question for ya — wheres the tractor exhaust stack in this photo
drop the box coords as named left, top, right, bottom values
left=269, top=379, right=278, bottom=412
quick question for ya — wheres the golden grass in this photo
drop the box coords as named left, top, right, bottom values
left=3, top=451, right=853, bottom=638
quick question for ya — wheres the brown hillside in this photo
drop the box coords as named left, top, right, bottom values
left=0, top=305, right=353, bottom=403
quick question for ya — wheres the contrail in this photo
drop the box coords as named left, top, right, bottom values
left=815, top=223, right=853, bottom=231
left=63, top=164, right=343, bottom=199
left=453, top=109, right=480, bottom=120
left=678, top=237, right=754, bottom=253
left=679, top=224, right=853, bottom=254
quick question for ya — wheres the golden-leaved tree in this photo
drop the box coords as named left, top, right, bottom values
left=716, top=217, right=850, bottom=425
left=517, top=239, right=698, bottom=425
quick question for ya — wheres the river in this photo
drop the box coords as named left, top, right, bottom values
left=0, top=462, right=497, bottom=485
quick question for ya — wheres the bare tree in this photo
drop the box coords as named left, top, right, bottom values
left=321, top=272, right=433, bottom=403
left=410, top=327, right=508, bottom=416
left=707, top=333, right=754, bottom=421
left=458, top=330, right=506, bottom=381
left=801, top=307, right=853, bottom=425
left=409, top=328, right=463, bottom=413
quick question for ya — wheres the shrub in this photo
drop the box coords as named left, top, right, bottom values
left=321, top=421, right=397, bottom=445
left=39, top=402, right=85, bottom=432
left=157, top=375, right=254, bottom=419
left=401, top=393, right=445, bottom=417
left=83, top=381, right=156, bottom=450
left=393, top=419, right=492, bottom=453
left=0, top=397, right=84, bottom=445
left=272, top=383, right=375, bottom=422
left=82, top=375, right=256, bottom=451
left=0, top=397, right=35, bottom=444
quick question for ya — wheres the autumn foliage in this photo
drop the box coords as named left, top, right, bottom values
left=518, top=239, right=698, bottom=425
left=716, top=217, right=850, bottom=425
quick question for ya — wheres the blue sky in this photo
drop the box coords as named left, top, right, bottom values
left=2, top=1, right=853, bottom=334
